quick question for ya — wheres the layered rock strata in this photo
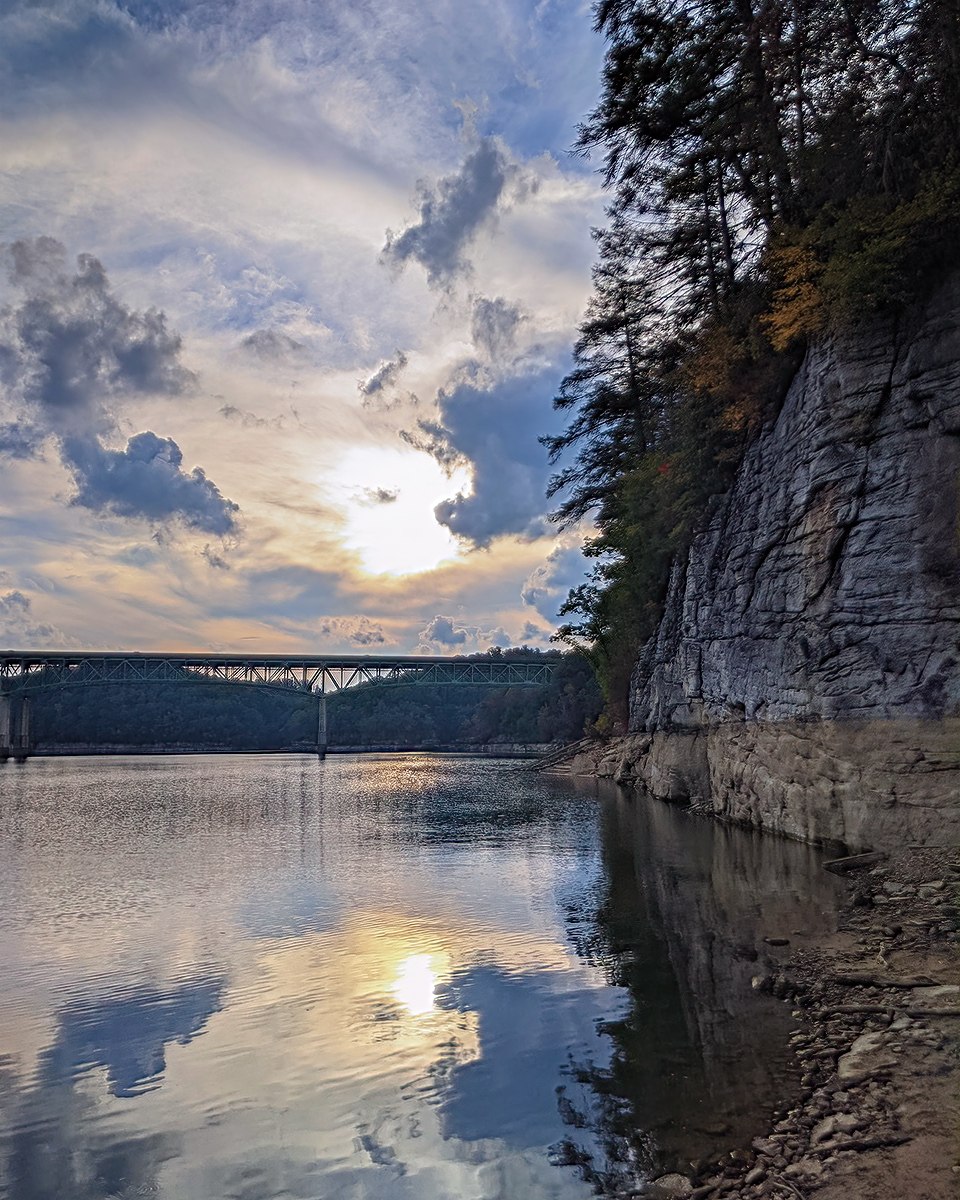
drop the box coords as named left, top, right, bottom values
left=605, top=274, right=960, bottom=848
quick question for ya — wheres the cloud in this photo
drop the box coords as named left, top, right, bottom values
left=382, top=139, right=512, bottom=285
left=471, top=295, right=523, bottom=360
left=240, top=329, right=304, bottom=359
left=517, top=619, right=552, bottom=644
left=359, top=350, right=408, bottom=398
left=418, top=614, right=511, bottom=650
left=316, top=616, right=386, bottom=646
left=0, top=237, right=193, bottom=436
left=219, top=404, right=286, bottom=429
left=521, top=541, right=588, bottom=622
left=422, top=614, right=468, bottom=645
left=414, top=360, right=568, bottom=547
left=0, top=1, right=606, bottom=650
left=62, top=431, right=239, bottom=535
left=0, top=238, right=240, bottom=534
left=0, top=421, right=43, bottom=458
left=359, top=487, right=399, bottom=506
left=0, top=590, right=73, bottom=647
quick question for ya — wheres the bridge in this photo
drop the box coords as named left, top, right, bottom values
left=0, top=650, right=558, bottom=761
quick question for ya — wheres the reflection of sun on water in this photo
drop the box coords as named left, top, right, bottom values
left=392, top=953, right=438, bottom=1016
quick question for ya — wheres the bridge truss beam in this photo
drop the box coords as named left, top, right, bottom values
left=0, top=651, right=557, bottom=694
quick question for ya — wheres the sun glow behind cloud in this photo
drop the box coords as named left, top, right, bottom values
left=329, top=446, right=473, bottom=576
left=0, top=0, right=605, bottom=650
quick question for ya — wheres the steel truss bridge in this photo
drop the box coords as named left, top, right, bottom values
left=0, top=650, right=558, bottom=760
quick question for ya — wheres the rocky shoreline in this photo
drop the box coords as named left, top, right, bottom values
left=640, top=844, right=960, bottom=1200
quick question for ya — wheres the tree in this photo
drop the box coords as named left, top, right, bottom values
left=548, top=0, right=960, bottom=724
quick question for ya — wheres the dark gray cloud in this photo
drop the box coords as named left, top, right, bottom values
left=471, top=296, right=523, bottom=360
left=382, top=140, right=510, bottom=285
left=0, top=237, right=192, bottom=434
left=410, top=361, right=567, bottom=547
left=0, top=421, right=43, bottom=458
left=202, top=545, right=230, bottom=570
left=240, top=328, right=303, bottom=359
left=0, top=238, right=239, bottom=534
left=422, top=614, right=468, bottom=645
left=219, top=403, right=285, bottom=429
left=62, top=432, right=239, bottom=535
left=359, top=350, right=407, bottom=397
left=419, top=614, right=511, bottom=649
left=517, top=619, right=551, bottom=644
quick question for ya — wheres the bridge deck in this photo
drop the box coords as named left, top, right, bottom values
left=0, top=650, right=557, bottom=693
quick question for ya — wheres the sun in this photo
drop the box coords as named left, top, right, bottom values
left=328, top=445, right=472, bottom=576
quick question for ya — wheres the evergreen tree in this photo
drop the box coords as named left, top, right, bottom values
left=550, top=0, right=960, bottom=724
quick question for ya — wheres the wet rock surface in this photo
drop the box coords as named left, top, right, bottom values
left=631, top=845, right=960, bottom=1200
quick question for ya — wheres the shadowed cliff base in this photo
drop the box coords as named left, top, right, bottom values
left=562, top=719, right=960, bottom=853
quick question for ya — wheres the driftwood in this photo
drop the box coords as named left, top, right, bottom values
left=823, top=851, right=887, bottom=875
left=815, top=1004, right=960, bottom=1017
left=811, top=1134, right=912, bottom=1156
left=829, top=972, right=939, bottom=988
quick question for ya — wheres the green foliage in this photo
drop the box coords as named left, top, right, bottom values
left=549, top=0, right=960, bottom=724
left=31, top=681, right=316, bottom=749
left=28, top=651, right=602, bottom=751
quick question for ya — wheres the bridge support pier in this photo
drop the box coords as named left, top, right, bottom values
left=317, top=693, right=327, bottom=759
left=0, top=691, right=30, bottom=762
left=0, top=691, right=9, bottom=762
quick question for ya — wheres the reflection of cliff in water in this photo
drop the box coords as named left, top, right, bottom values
left=559, top=780, right=843, bottom=1191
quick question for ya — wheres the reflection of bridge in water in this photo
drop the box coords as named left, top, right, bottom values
left=0, top=650, right=558, bottom=761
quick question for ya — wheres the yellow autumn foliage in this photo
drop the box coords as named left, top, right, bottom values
left=761, top=243, right=824, bottom=351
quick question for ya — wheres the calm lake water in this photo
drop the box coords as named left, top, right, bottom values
left=0, top=754, right=842, bottom=1200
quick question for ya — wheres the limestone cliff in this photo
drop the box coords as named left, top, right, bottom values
left=597, top=273, right=960, bottom=849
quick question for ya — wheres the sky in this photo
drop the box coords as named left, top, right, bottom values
left=0, top=0, right=606, bottom=654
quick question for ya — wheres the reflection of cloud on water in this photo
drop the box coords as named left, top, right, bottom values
left=41, top=973, right=225, bottom=1098
left=0, top=758, right=613, bottom=1200
left=436, top=964, right=617, bottom=1147
left=0, top=974, right=223, bottom=1200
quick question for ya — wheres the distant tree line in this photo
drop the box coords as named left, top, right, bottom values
left=547, top=0, right=960, bottom=726
left=28, top=650, right=601, bottom=751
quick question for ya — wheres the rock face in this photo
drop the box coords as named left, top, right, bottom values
left=620, top=273, right=960, bottom=848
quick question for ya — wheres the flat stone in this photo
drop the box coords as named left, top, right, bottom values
left=646, top=1173, right=693, bottom=1198
left=910, top=983, right=960, bottom=1005
left=837, top=1031, right=898, bottom=1084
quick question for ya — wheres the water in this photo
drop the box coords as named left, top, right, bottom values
left=0, top=754, right=842, bottom=1200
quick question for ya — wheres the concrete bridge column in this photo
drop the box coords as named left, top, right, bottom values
left=0, top=691, right=29, bottom=763
left=0, top=690, right=10, bottom=762
left=14, top=695, right=30, bottom=761
left=317, top=693, right=327, bottom=759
